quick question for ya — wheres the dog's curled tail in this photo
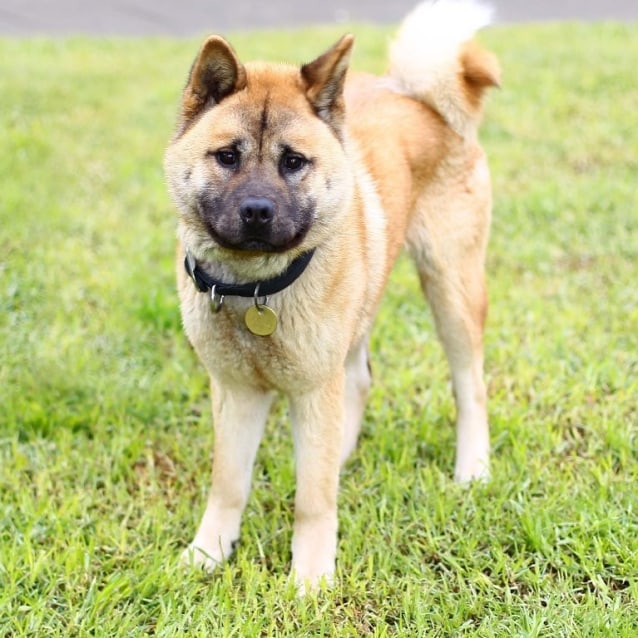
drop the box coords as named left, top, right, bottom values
left=389, top=0, right=500, bottom=139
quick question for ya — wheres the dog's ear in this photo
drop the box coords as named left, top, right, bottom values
left=181, top=35, right=247, bottom=124
left=301, top=35, right=354, bottom=135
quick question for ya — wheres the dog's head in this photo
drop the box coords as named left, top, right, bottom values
left=164, top=35, right=355, bottom=277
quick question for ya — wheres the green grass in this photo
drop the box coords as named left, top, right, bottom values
left=1, top=19, right=637, bottom=636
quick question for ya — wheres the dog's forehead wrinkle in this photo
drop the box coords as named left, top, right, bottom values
left=229, top=104, right=305, bottom=161
left=257, top=93, right=270, bottom=159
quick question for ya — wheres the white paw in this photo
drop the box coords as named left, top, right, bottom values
left=293, top=567, right=334, bottom=596
left=454, top=456, right=490, bottom=484
left=291, top=517, right=337, bottom=594
left=181, top=543, right=224, bottom=571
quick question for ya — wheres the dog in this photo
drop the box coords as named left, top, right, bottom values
left=163, top=0, right=499, bottom=591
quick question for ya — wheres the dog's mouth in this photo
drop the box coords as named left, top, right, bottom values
left=204, top=221, right=309, bottom=254
left=236, top=236, right=304, bottom=253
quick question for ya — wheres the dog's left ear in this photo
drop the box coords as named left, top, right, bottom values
left=301, top=35, right=354, bottom=135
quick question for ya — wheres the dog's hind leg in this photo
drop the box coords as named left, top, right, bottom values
left=183, top=382, right=274, bottom=569
left=420, top=259, right=490, bottom=483
left=340, top=338, right=372, bottom=466
left=407, top=160, right=491, bottom=482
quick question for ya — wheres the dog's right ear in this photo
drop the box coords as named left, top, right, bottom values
left=181, top=36, right=247, bottom=124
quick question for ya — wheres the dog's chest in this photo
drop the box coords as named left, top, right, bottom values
left=183, top=292, right=347, bottom=393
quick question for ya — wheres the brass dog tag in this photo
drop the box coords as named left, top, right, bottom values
left=244, top=304, right=278, bottom=336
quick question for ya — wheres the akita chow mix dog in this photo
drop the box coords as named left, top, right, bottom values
left=163, top=0, right=499, bottom=589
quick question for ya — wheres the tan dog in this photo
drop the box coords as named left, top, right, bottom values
left=164, top=0, right=499, bottom=590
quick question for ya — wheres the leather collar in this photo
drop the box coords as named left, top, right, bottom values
left=184, top=249, right=315, bottom=298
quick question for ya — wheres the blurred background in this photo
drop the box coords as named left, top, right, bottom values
left=1, top=0, right=637, bottom=35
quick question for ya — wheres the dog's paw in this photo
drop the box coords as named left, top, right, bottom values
left=454, top=457, right=490, bottom=484
left=292, top=568, right=334, bottom=596
left=291, top=518, right=337, bottom=594
left=181, top=543, right=224, bottom=571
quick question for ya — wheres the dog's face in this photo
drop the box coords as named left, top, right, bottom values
left=164, top=35, right=355, bottom=276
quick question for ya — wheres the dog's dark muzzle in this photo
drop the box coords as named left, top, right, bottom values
left=200, top=202, right=309, bottom=254
left=197, top=187, right=313, bottom=253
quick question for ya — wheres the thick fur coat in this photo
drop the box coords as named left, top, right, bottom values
left=164, top=0, right=499, bottom=590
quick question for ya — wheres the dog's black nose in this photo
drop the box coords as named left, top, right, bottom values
left=240, top=197, right=275, bottom=228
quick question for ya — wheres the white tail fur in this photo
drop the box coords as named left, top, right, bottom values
left=389, top=0, right=498, bottom=139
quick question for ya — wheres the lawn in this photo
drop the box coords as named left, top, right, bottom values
left=1, top=19, right=637, bottom=637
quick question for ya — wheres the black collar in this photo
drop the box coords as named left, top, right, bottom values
left=184, top=249, right=315, bottom=298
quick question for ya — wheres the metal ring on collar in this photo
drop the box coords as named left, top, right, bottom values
left=211, top=285, right=224, bottom=313
left=253, top=283, right=268, bottom=311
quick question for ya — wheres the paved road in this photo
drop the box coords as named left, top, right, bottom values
left=0, top=0, right=636, bottom=36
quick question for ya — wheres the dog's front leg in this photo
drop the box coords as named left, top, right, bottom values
left=184, top=381, right=273, bottom=570
left=289, top=373, right=344, bottom=592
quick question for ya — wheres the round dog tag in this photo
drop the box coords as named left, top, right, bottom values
left=244, top=304, right=278, bottom=336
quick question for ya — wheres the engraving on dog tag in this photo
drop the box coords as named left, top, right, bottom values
left=244, top=304, right=278, bottom=336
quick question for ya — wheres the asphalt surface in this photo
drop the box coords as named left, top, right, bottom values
left=1, top=0, right=636, bottom=36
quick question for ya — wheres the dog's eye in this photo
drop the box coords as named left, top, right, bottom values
left=214, top=149, right=240, bottom=168
left=281, top=152, right=307, bottom=173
